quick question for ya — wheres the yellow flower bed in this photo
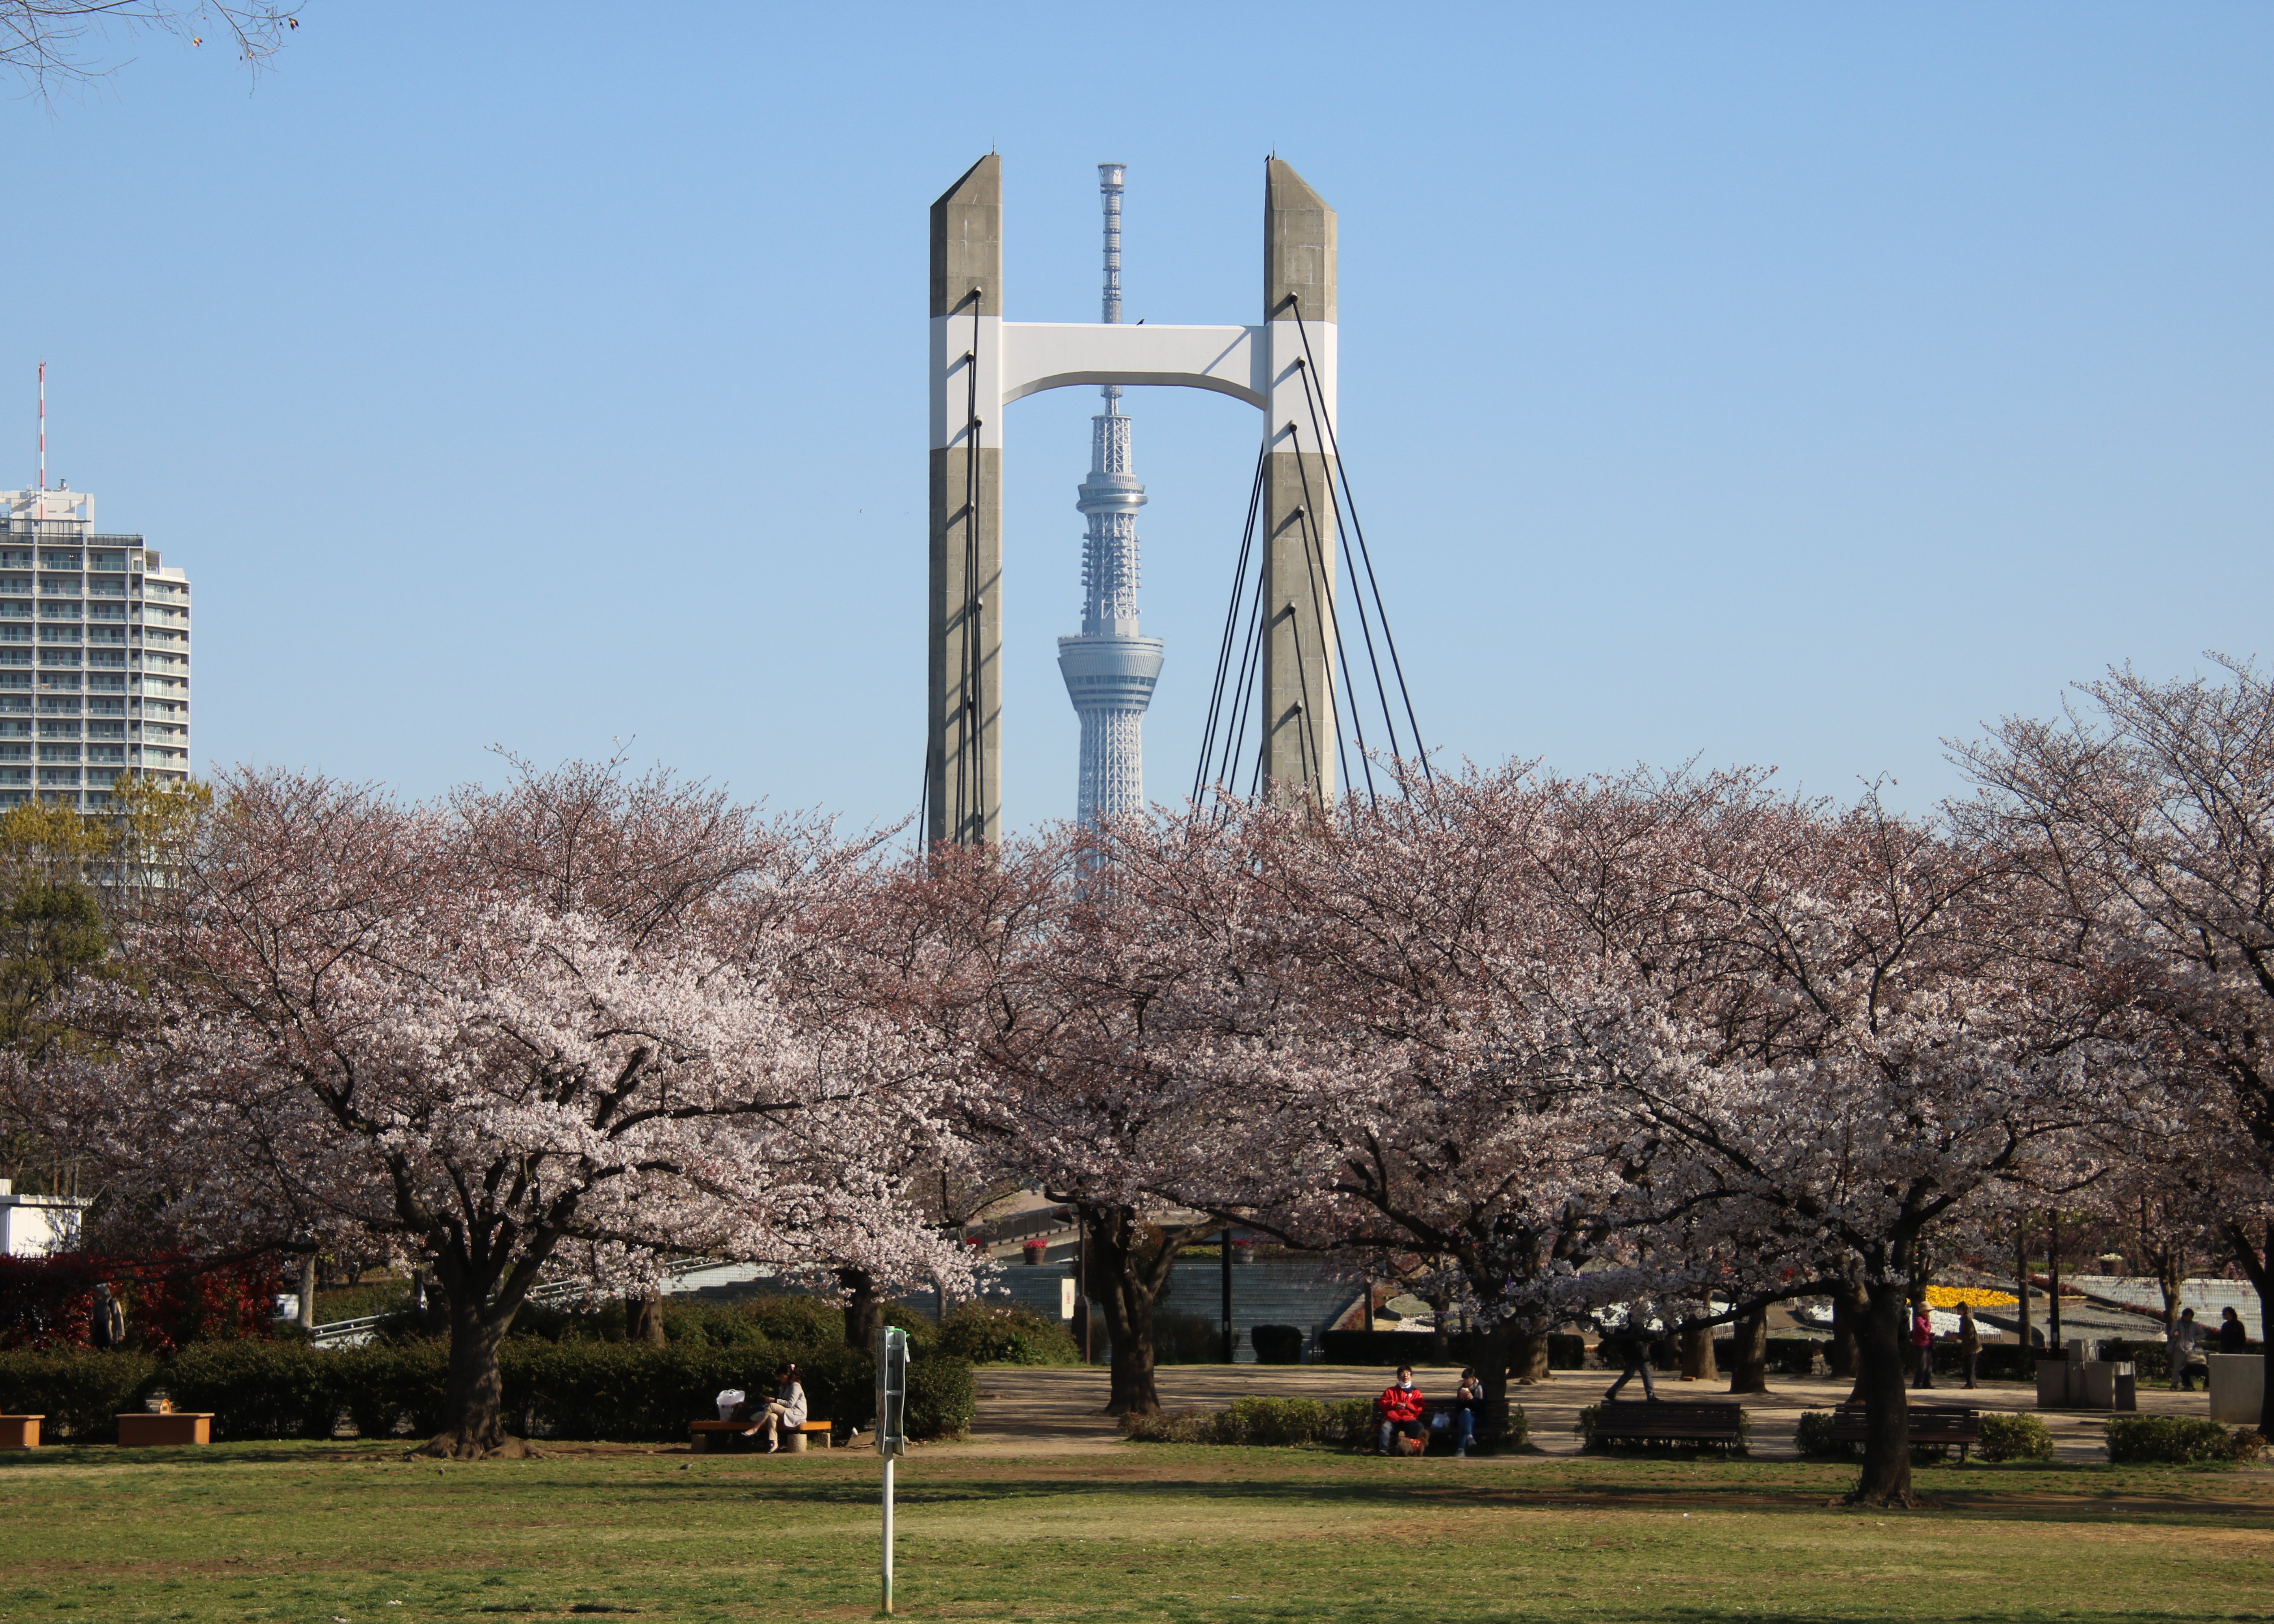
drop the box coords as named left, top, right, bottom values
left=1926, top=1286, right=2019, bottom=1308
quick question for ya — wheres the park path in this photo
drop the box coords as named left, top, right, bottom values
left=948, top=1362, right=2219, bottom=1463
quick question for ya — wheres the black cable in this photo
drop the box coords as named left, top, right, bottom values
left=1280, top=464, right=1346, bottom=806
left=1298, top=359, right=1403, bottom=769
left=1192, top=442, right=1270, bottom=808
left=1216, top=544, right=1270, bottom=812
left=1289, top=425, right=1373, bottom=808
left=1288, top=298, right=1432, bottom=782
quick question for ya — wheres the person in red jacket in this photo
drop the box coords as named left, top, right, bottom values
left=1376, top=1365, right=1427, bottom=1455
left=1910, top=1306, right=1936, bottom=1390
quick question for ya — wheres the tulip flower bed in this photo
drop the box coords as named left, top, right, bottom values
left=2, top=1440, right=2270, bottom=1622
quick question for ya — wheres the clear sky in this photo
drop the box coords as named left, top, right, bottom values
left=5, top=3, right=2268, bottom=833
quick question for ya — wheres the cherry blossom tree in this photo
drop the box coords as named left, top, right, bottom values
left=1601, top=790, right=2118, bottom=1505
left=1955, top=657, right=2274, bottom=1429
left=49, top=762, right=969, bottom=1457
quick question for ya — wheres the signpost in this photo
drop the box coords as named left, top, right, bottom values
left=876, top=1325, right=909, bottom=1614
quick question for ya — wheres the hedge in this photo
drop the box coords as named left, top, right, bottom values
left=1251, top=1325, right=1305, bottom=1365
left=2104, top=1415, right=2261, bottom=1466
left=0, top=1347, right=160, bottom=1440
left=1978, top=1412, right=2055, bottom=1462
left=0, top=1338, right=976, bottom=1445
left=935, top=1302, right=1080, bottom=1366
left=1123, top=1394, right=1528, bottom=1452
left=1316, top=1330, right=1587, bottom=1369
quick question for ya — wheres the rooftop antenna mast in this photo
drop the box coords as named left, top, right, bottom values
left=36, top=361, right=45, bottom=490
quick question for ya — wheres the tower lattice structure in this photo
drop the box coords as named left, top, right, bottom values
left=1056, top=163, right=1164, bottom=824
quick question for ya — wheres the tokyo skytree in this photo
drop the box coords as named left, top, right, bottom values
left=1056, top=163, right=1164, bottom=824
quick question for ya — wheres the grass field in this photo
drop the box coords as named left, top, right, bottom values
left=3, top=1440, right=2271, bottom=1623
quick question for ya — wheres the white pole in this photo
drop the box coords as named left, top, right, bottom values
left=881, top=1454, right=896, bottom=1614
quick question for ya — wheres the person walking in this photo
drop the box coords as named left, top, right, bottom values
left=1957, top=1305, right=1982, bottom=1389
left=1911, top=1306, right=1936, bottom=1390
left=2172, top=1308, right=2207, bottom=1391
left=1601, top=1313, right=1658, bottom=1402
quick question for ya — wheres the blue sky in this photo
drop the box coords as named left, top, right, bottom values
left=5, top=3, right=2267, bottom=833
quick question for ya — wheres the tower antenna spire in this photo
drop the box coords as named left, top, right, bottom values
left=37, top=360, right=45, bottom=490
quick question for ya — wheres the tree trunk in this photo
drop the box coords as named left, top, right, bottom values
left=1829, top=1295, right=1858, bottom=1380
left=1679, top=1320, right=1717, bottom=1381
left=1082, top=1205, right=1175, bottom=1416
left=1507, top=1329, right=1550, bottom=1385
left=627, top=1289, right=666, bottom=1348
left=296, top=1252, right=318, bottom=1332
left=838, top=1267, right=883, bottom=1353
left=2228, top=1217, right=2274, bottom=1434
left=1727, top=1308, right=1769, bottom=1394
left=1476, top=1320, right=1518, bottom=1444
left=1846, top=1279, right=1919, bottom=1507
left=1426, top=1287, right=1452, bottom=1367
left=418, top=1297, right=537, bottom=1459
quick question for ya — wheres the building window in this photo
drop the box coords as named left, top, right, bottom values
left=37, top=746, right=78, bottom=762
left=36, top=769, right=77, bottom=785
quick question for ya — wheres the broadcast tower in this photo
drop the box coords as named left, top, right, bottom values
left=1055, top=163, right=1164, bottom=824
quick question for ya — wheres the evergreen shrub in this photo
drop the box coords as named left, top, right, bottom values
left=1251, top=1324, right=1305, bottom=1365
left=937, top=1301, right=1078, bottom=1366
left=1976, top=1412, right=2055, bottom=1462
left=0, top=1347, right=158, bottom=1440
left=2104, top=1415, right=2252, bottom=1466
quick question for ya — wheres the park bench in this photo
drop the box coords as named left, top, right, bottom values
left=688, top=1418, right=833, bottom=1453
left=1587, top=1400, right=1748, bottom=1454
left=115, top=1412, right=211, bottom=1447
left=1830, top=1402, right=1981, bottom=1461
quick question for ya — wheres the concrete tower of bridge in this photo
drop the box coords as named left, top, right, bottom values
left=927, top=154, right=1337, bottom=849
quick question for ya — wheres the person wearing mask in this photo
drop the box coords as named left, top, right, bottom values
left=1957, top=1305, right=1982, bottom=1390
left=1911, top=1306, right=1936, bottom=1389
left=736, top=1362, right=808, bottom=1453
left=1446, top=1367, right=1484, bottom=1458
left=2218, top=1306, right=2250, bottom=1355
left=2172, top=1308, right=2207, bottom=1392
left=1375, top=1366, right=1427, bottom=1456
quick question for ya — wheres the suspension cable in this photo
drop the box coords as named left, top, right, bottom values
left=1288, top=427, right=1373, bottom=808
left=1297, top=359, right=1403, bottom=770
left=1192, top=441, right=1269, bottom=808
left=1288, top=297, right=1432, bottom=782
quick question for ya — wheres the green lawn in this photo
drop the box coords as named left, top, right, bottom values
left=2, top=1440, right=2270, bottom=1622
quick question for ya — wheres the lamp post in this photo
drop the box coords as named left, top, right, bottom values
left=1220, top=1228, right=1235, bottom=1364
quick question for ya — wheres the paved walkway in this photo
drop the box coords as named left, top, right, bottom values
left=952, top=1363, right=2220, bottom=1462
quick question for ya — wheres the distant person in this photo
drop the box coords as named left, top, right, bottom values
left=1601, top=1315, right=1657, bottom=1402
left=2172, top=1308, right=2207, bottom=1392
left=1957, top=1306, right=1982, bottom=1389
left=1446, top=1367, right=1484, bottom=1458
left=1375, top=1365, right=1427, bottom=1455
left=2218, top=1306, right=2250, bottom=1356
left=736, top=1362, right=808, bottom=1453
left=1911, top=1306, right=1936, bottom=1389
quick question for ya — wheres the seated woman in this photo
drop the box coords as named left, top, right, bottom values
left=736, top=1363, right=809, bottom=1453
left=1447, top=1367, right=1484, bottom=1457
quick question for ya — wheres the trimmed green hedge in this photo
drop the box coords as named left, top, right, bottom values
left=2104, top=1415, right=2256, bottom=1466
left=1123, top=1394, right=1527, bottom=1452
left=1315, top=1330, right=1587, bottom=1369
left=0, top=1347, right=160, bottom=1441
left=0, top=1337, right=976, bottom=1445
left=1978, top=1412, right=2055, bottom=1462
left=936, top=1302, right=1080, bottom=1366
left=1251, top=1325, right=1305, bottom=1364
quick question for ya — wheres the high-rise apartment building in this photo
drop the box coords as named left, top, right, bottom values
left=0, top=488, right=191, bottom=808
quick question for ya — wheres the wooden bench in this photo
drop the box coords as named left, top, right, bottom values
left=0, top=1415, right=41, bottom=1449
left=1586, top=1400, right=1748, bottom=1454
left=1830, top=1403, right=1982, bottom=1461
left=116, top=1412, right=211, bottom=1447
left=688, top=1418, right=833, bottom=1453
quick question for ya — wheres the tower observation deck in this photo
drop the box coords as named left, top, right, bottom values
left=1056, top=163, right=1163, bottom=824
